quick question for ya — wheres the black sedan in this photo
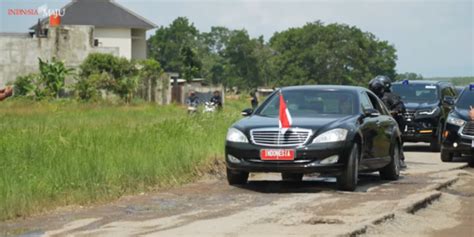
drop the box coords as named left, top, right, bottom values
left=441, top=85, right=474, bottom=166
left=225, top=85, right=402, bottom=191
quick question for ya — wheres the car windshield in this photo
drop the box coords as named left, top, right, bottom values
left=392, top=84, right=439, bottom=103
left=455, top=88, right=474, bottom=110
left=257, top=89, right=358, bottom=117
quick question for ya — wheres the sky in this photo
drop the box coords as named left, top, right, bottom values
left=0, top=0, right=473, bottom=78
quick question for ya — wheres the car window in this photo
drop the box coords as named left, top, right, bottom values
left=360, top=92, right=374, bottom=110
left=366, top=92, right=389, bottom=115
left=257, top=89, right=358, bottom=117
left=392, top=84, right=439, bottom=103
left=455, top=88, right=474, bottom=110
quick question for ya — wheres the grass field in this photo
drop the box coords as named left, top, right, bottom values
left=0, top=99, right=247, bottom=221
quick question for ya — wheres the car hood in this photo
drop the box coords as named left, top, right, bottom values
left=404, top=101, right=439, bottom=111
left=233, top=115, right=356, bottom=135
left=451, top=108, right=472, bottom=121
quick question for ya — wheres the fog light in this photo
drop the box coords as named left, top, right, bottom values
left=320, top=155, right=339, bottom=165
left=227, top=154, right=241, bottom=163
left=453, top=142, right=458, bottom=148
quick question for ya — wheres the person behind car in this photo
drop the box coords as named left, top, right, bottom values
left=470, top=105, right=474, bottom=121
left=369, top=75, right=407, bottom=168
left=210, top=90, right=223, bottom=110
left=250, top=91, right=259, bottom=109
left=186, top=91, right=200, bottom=107
left=0, top=86, right=13, bottom=101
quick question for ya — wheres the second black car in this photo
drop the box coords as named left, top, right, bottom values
left=391, top=80, right=457, bottom=151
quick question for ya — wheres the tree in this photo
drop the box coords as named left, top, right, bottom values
left=395, top=72, right=423, bottom=81
left=269, top=21, right=398, bottom=86
left=180, top=46, right=202, bottom=81
left=223, top=30, right=261, bottom=89
left=138, top=59, right=164, bottom=101
left=148, top=17, right=201, bottom=74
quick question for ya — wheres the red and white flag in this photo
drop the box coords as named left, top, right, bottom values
left=279, top=91, right=293, bottom=133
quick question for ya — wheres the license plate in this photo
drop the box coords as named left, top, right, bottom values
left=260, top=149, right=295, bottom=161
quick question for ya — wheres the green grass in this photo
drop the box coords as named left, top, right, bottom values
left=0, top=98, right=247, bottom=220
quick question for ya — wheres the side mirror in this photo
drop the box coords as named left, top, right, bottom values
left=443, top=96, right=455, bottom=106
left=364, top=108, right=380, bottom=117
left=241, top=108, right=253, bottom=117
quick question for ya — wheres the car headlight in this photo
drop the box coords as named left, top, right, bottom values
left=312, top=128, right=348, bottom=144
left=226, top=128, right=249, bottom=143
left=417, top=107, right=438, bottom=115
left=446, top=116, right=466, bottom=127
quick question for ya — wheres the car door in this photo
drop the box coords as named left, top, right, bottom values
left=358, top=92, right=380, bottom=165
left=368, top=93, right=394, bottom=160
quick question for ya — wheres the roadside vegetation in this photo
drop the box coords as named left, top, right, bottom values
left=0, top=98, right=247, bottom=221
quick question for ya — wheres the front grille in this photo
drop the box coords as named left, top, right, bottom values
left=403, top=111, right=415, bottom=122
left=250, top=128, right=312, bottom=147
left=461, top=121, right=474, bottom=136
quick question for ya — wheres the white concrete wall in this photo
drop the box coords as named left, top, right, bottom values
left=131, top=29, right=146, bottom=60
left=0, top=26, right=118, bottom=87
left=94, top=28, right=132, bottom=59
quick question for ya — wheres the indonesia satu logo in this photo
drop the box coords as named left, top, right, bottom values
left=7, top=4, right=65, bottom=17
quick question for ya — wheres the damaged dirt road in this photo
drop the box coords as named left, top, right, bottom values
left=2, top=144, right=474, bottom=237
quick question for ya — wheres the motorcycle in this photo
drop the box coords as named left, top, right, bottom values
left=187, top=101, right=199, bottom=114
left=203, top=101, right=218, bottom=113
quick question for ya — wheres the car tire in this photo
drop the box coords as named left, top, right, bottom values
left=379, top=142, right=401, bottom=180
left=430, top=122, right=443, bottom=152
left=440, top=148, right=454, bottom=162
left=337, top=143, right=359, bottom=191
left=468, top=156, right=474, bottom=168
left=281, top=173, right=303, bottom=182
left=226, top=168, right=249, bottom=185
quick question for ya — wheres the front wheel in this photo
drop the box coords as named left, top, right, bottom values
left=468, top=156, right=474, bottom=168
left=440, top=148, right=454, bottom=162
left=281, top=173, right=303, bottom=182
left=430, top=122, right=443, bottom=152
left=337, top=143, right=359, bottom=191
left=379, top=142, right=401, bottom=180
left=226, top=168, right=249, bottom=185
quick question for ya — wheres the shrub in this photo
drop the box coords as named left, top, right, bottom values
left=38, top=58, right=74, bottom=98
left=13, top=74, right=38, bottom=97
left=78, top=53, right=140, bottom=102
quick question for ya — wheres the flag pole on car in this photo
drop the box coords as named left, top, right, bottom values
left=279, top=90, right=293, bottom=136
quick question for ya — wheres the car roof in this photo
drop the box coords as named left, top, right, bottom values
left=281, top=85, right=368, bottom=92
left=392, top=80, right=449, bottom=85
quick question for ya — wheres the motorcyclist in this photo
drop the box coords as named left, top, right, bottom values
left=186, top=91, right=200, bottom=106
left=369, top=75, right=407, bottom=168
left=210, top=90, right=223, bottom=110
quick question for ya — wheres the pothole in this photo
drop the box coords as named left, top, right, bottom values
left=442, top=189, right=474, bottom=197
left=303, top=217, right=344, bottom=225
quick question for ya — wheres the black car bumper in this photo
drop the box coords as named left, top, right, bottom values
left=442, top=124, right=474, bottom=155
left=401, top=116, right=439, bottom=142
left=225, top=141, right=351, bottom=175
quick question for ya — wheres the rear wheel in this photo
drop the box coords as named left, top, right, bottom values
left=380, top=142, right=401, bottom=180
left=337, top=144, right=359, bottom=191
left=281, top=173, right=303, bottom=182
left=430, top=122, right=443, bottom=152
left=440, top=148, right=454, bottom=162
left=226, top=168, right=249, bottom=185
